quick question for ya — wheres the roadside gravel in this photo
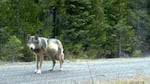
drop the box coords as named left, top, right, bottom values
left=0, top=58, right=150, bottom=84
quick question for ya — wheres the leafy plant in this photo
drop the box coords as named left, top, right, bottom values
left=132, top=50, right=142, bottom=57
left=1, top=36, right=23, bottom=62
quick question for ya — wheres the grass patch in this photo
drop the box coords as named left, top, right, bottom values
left=95, top=80, right=145, bottom=84
left=88, top=74, right=149, bottom=84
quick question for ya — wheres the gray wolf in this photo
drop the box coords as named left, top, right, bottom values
left=27, top=34, right=64, bottom=74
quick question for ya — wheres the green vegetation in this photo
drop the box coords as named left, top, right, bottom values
left=1, top=36, right=23, bottom=62
left=0, top=0, right=150, bottom=61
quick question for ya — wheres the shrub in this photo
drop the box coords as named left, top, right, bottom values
left=1, top=35, right=23, bottom=62
left=132, top=50, right=142, bottom=57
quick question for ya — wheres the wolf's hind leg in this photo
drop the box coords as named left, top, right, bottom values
left=49, top=58, right=56, bottom=71
left=59, top=53, right=64, bottom=71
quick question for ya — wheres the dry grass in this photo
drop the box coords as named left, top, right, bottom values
left=80, top=74, right=150, bottom=84
left=95, top=79, right=145, bottom=84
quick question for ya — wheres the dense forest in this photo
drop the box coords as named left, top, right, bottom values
left=0, top=0, right=150, bottom=62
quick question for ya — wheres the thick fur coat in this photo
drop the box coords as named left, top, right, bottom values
left=27, top=35, right=64, bottom=73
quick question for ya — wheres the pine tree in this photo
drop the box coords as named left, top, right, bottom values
left=103, top=0, right=137, bottom=57
left=60, top=0, right=94, bottom=58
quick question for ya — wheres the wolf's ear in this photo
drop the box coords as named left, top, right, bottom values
left=27, top=34, right=31, bottom=40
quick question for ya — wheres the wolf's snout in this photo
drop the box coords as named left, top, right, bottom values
left=30, top=47, right=34, bottom=50
left=28, top=44, right=35, bottom=50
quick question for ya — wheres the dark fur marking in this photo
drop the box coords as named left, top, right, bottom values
left=33, top=49, right=41, bottom=53
left=41, top=39, right=46, bottom=49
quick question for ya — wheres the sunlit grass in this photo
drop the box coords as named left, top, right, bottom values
left=94, top=80, right=145, bottom=84
left=79, top=79, right=146, bottom=84
left=80, top=73, right=150, bottom=84
left=82, top=74, right=150, bottom=84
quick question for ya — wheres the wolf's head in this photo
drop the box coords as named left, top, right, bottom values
left=27, top=34, right=41, bottom=51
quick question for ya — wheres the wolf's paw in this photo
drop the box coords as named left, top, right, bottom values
left=59, top=68, right=63, bottom=71
left=48, top=69, right=54, bottom=71
left=34, top=69, right=37, bottom=73
left=35, top=69, right=41, bottom=74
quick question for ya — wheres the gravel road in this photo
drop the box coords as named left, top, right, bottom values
left=0, top=58, right=150, bottom=84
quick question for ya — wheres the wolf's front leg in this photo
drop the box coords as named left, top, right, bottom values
left=59, top=61, right=63, bottom=71
left=38, top=55, right=43, bottom=73
left=34, top=54, right=38, bottom=73
left=35, top=55, right=42, bottom=74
